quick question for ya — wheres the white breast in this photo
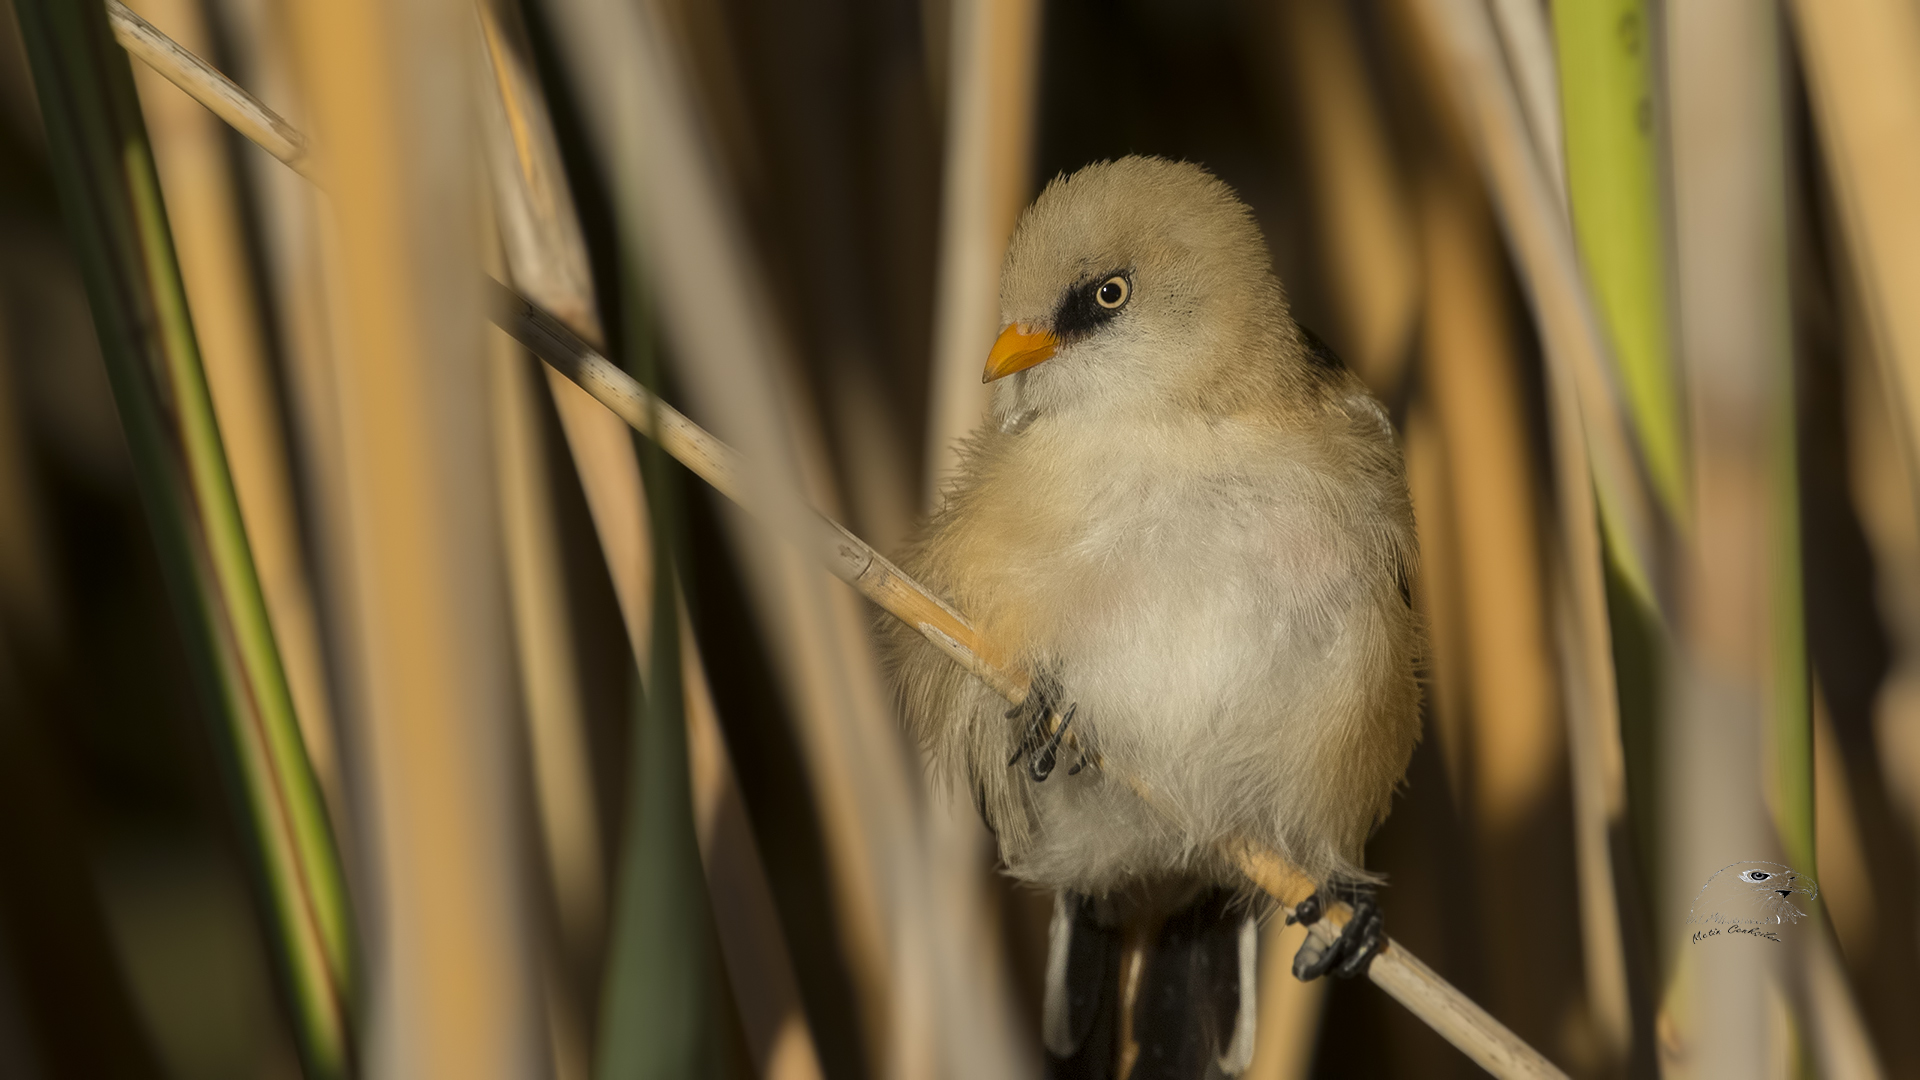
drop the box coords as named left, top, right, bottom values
left=992, top=414, right=1372, bottom=761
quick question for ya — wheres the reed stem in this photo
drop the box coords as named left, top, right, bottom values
left=18, top=2, right=353, bottom=1074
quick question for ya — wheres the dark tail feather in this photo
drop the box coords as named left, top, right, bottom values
left=1043, top=891, right=1123, bottom=1079
left=1044, top=888, right=1257, bottom=1080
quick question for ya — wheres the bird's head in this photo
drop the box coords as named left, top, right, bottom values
left=984, top=157, right=1300, bottom=423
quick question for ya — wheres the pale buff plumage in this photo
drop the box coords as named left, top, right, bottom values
left=884, top=156, right=1422, bottom=897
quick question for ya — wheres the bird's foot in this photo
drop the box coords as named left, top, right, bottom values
left=1005, top=677, right=1082, bottom=782
left=1287, top=882, right=1385, bottom=981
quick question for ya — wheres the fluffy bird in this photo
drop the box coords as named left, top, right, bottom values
left=884, top=156, right=1422, bottom=1078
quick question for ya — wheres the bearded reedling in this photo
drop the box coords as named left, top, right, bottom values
left=885, top=157, right=1423, bottom=1078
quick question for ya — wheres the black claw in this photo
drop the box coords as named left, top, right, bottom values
left=1026, top=703, right=1076, bottom=782
left=1005, top=677, right=1084, bottom=783
left=1290, top=885, right=1385, bottom=981
left=1284, top=893, right=1323, bottom=927
left=1007, top=699, right=1045, bottom=767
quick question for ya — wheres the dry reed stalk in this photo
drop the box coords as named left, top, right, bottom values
left=108, top=0, right=308, bottom=176
left=1401, top=0, right=1640, bottom=1057
left=1417, top=168, right=1560, bottom=833
left=485, top=311, right=597, bottom=1080
left=1244, top=919, right=1328, bottom=1080
left=1812, top=696, right=1873, bottom=963
left=1404, top=401, right=1472, bottom=803
left=1843, top=311, right=1920, bottom=870
left=1788, top=0, right=1920, bottom=501
left=538, top=3, right=1040, bottom=1076
left=1400, top=0, right=1662, bottom=611
left=469, top=28, right=649, bottom=679
left=1483, top=0, right=1564, bottom=206
left=473, top=0, right=606, bottom=973
left=473, top=6, right=826, bottom=1074
left=1545, top=552, right=1635, bottom=1064
left=281, top=0, right=544, bottom=1073
left=488, top=316, right=604, bottom=966
left=469, top=0, right=653, bottom=646
left=1838, top=298, right=1920, bottom=1073
left=1415, top=158, right=1590, bottom=1055
left=1270, top=0, right=1421, bottom=395
left=1796, top=96, right=1920, bottom=1067
left=1800, top=925, right=1885, bottom=1079
left=897, top=0, right=1039, bottom=1017
left=112, top=0, right=347, bottom=594
left=114, top=12, right=1570, bottom=1075
left=923, top=0, right=1041, bottom=499
left=199, top=0, right=361, bottom=813
left=639, top=0, right=924, bottom=560
left=472, top=0, right=596, bottom=334
left=123, top=0, right=344, bottom=827
left=14, top=3, right=355, bottom=1073
left=916, top=0, right=1042, bottom=1022
left=209, top=12, right=380, bottom=960
left=680, top=595, right=828, bottom=1080
left=1799, top=701, right=1887, bottom=1079
left=1664, top=0, right=1799, bottom=1072
left=473, top=6, right=667, bottom=1073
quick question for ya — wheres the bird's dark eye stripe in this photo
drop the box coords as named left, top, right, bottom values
left=1052, top=270, right=1131, bottom=340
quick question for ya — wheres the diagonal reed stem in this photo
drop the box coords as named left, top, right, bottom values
left=104, top=7, right=1568, bottom=1074
left=106, top=0, right=310, bottom=178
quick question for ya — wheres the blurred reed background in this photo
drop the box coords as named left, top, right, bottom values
left=0, top=0, right=1916, bottom=1075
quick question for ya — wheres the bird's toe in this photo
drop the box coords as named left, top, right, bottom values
left=1289, top=885, right=1384, bottom=981
left=1005, top=673, right=1080, bottom=782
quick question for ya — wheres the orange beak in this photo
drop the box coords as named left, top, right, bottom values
left=982, top=323, right=1059, bottom=383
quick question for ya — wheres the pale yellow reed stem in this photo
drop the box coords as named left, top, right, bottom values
left=122, top=0, right=344, bottom=816
left=278, top=0, right=542, bottom=1069
left=473, top=6, right=826, bottom=1072
left=1267, top=0, right=1420, bottom=395
left=924, top=0, right=1042, bottom=501
left=108, top=0, right=310, bottom=177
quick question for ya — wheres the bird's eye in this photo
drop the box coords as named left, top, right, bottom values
left=1096, top=276, right=1129, bottom=309
left=1743, top=871, right=1771, bottom=882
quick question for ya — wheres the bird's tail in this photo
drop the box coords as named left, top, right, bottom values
left=1043, top=886, right=1258, bottom=1080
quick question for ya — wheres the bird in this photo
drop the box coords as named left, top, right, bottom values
left=1687, top=861, right=1818, bottom=927
left=882, top=156, right=1423, bottom=1078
